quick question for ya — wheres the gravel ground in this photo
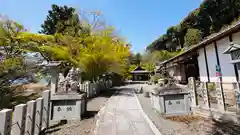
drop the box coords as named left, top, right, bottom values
left=136, top=92, right=210, bottom=135
left=43, top=89, right=117, bottom=135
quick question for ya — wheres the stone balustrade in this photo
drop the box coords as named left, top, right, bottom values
left=0, top=90, right=51, bottom=135
left=0, top=80, right=113, bottom=135
left=79, top=80, right=112, bottom=98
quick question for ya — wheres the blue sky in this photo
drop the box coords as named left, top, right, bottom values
left=1, top=0, right=202, bottom=53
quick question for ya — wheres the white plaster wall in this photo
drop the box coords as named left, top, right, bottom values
left=232, top=31, right=240, bottom=43
left=168, top=66, right=182, bottom=82
left=206, top=43, right=218, bottom=82
left=180, top=64, right=186, bottom=82
left=217, top=37, right=236, bottom=82
left=198, top=48, right=208, bottom=82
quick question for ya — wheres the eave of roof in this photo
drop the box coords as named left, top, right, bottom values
left=130, top=70, right=150, bottom=74
left=223, top=42, right=240, bottom=54
left=160, top=21, right=240, bottom=65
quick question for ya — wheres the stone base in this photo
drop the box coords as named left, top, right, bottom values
left=50, top=93, right=87, bottom=121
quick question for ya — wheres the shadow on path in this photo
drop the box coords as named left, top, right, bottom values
left=82, top=111, right=99, bottom=119
left=205, top=115, right=240, bottom=135
left=40, top=120, right=67, bottom=135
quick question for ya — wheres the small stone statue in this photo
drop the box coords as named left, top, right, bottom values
left=57, top=67, right=81, bottom=93
left=57, top=73, right=67, bottom=93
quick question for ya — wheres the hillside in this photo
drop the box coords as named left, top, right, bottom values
left=147, top=0, right=240, bottom=52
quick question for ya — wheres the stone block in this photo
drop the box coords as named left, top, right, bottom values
left=42, top=90, right=50, bottom=130
left=11, top=104, right=27, bottom=135
left=202, top=82, right=210, bottom=108
left=215, top=81, right=225, bottom=111
left=188, top=77, right=197, bottom=107
left=0, top=109, right=12, bottom=135
left=50, top=94, right=86, bottom=121
left=34, top=98, right=43, bottom=135
left=25, top=100, right=36, bottom=135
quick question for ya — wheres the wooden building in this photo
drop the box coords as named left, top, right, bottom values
left=130, top=66, right=151, bottom=81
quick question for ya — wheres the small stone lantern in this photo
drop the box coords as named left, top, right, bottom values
left=150, top=80, right=191, bottom=116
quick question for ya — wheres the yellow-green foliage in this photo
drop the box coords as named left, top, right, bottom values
left=142, top=50, right=183, bottom=65
left=1, top=17, right=131, bottom=82
left=0, top=57, right=23, bottom=73
left=16, top=28, right=131, bottom=81
left=141, top=63, right=155, bottom=72
left=150, top=74, right=161, bottom=83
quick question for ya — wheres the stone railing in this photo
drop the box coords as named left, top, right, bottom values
left=0, top=80, right=113, bottom=135
left=79, top=80, right=112, bottom=98
left=188, top=77, right=240, bottom=119
left=0, top=90, right=51, bottom=135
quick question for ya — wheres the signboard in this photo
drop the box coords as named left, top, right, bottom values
left=215, top=65, right=222, bottom=77
left=52, top=101, right=77, bottom=120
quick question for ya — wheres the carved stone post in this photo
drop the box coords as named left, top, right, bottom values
left=0, top=109, right=12, bottom=135
left=25, top=100, right=36, bottom=135
left=188, top=77, right=198, bottom=107
left=49, top=69, right=59, bottom=95
left=42, top=90, right=50, bottom=130
left=215, top=77, right=225, bottom=111
left=11, top=104, right=27, bottom=135
left=234, top=82, right=240, bottom=113
left=202, top=82, right=210, bottom=109
left=35, top=98, right=43, bottom=135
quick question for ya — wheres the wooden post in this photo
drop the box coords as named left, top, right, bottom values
left=25, top=100, right=36, bottom=135
left=11, top=104, right=27, bottom=135
left=188, top=77, right=198, bottom=107
left=42, top=90, right=50, bottom=130
left=34, top=98, right=43, bottom=135
left=0, top=109, right=12, bottom=135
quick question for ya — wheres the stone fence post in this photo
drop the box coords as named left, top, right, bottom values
left=11, top=104, right=27, bottom=135
left=188, top=77, right=198, bottom=107
left=35, top=98, right=43, bottom=135
left=93, top=83, right=97, bottom=95
left=202, top=82, right=210, bottom=109
left=85, top=82, right=90, bottom=98
left=42, top=90, right=50, bottom=130
left=0, top=90, right=51, bottom=135
left=25, top=100, right=36, bottom=135
left=89, top=83, right=93, bottom=97
left=215, top=77, right=225, bottom=111
left=0, top=109, right=12, bottom=135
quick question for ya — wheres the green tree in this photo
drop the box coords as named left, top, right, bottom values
left=147, top=0, right=240, bottom=52
left=40, top=4, right=81, bottom=35
left=184, top=28, right=202, bottom=47
left=19, top=28, right=131, bottom=82
left=142, top=50, right=182, bottom=64
left=129, top=53, right=142, bottom=65
left=0, top=18, right=31, bottom=108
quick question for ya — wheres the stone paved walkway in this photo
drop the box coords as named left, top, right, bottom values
left=94, top=85, right=157, bottom=135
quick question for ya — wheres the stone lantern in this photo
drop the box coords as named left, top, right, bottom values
left=38, top=61, right=86, bottom=121
left=150, top=80, right=191, bottom=116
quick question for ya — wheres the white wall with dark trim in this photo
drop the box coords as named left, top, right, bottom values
left=206, top=43, right=218, bottom=82
left=198, top=48, right=208, bottom=82
left=197, top=31, right=240, bottom=83
left=217, top=36, right=236, bottom=82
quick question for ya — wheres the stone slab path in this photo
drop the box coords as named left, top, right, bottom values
left=94, top=85, right=159, bottom=135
